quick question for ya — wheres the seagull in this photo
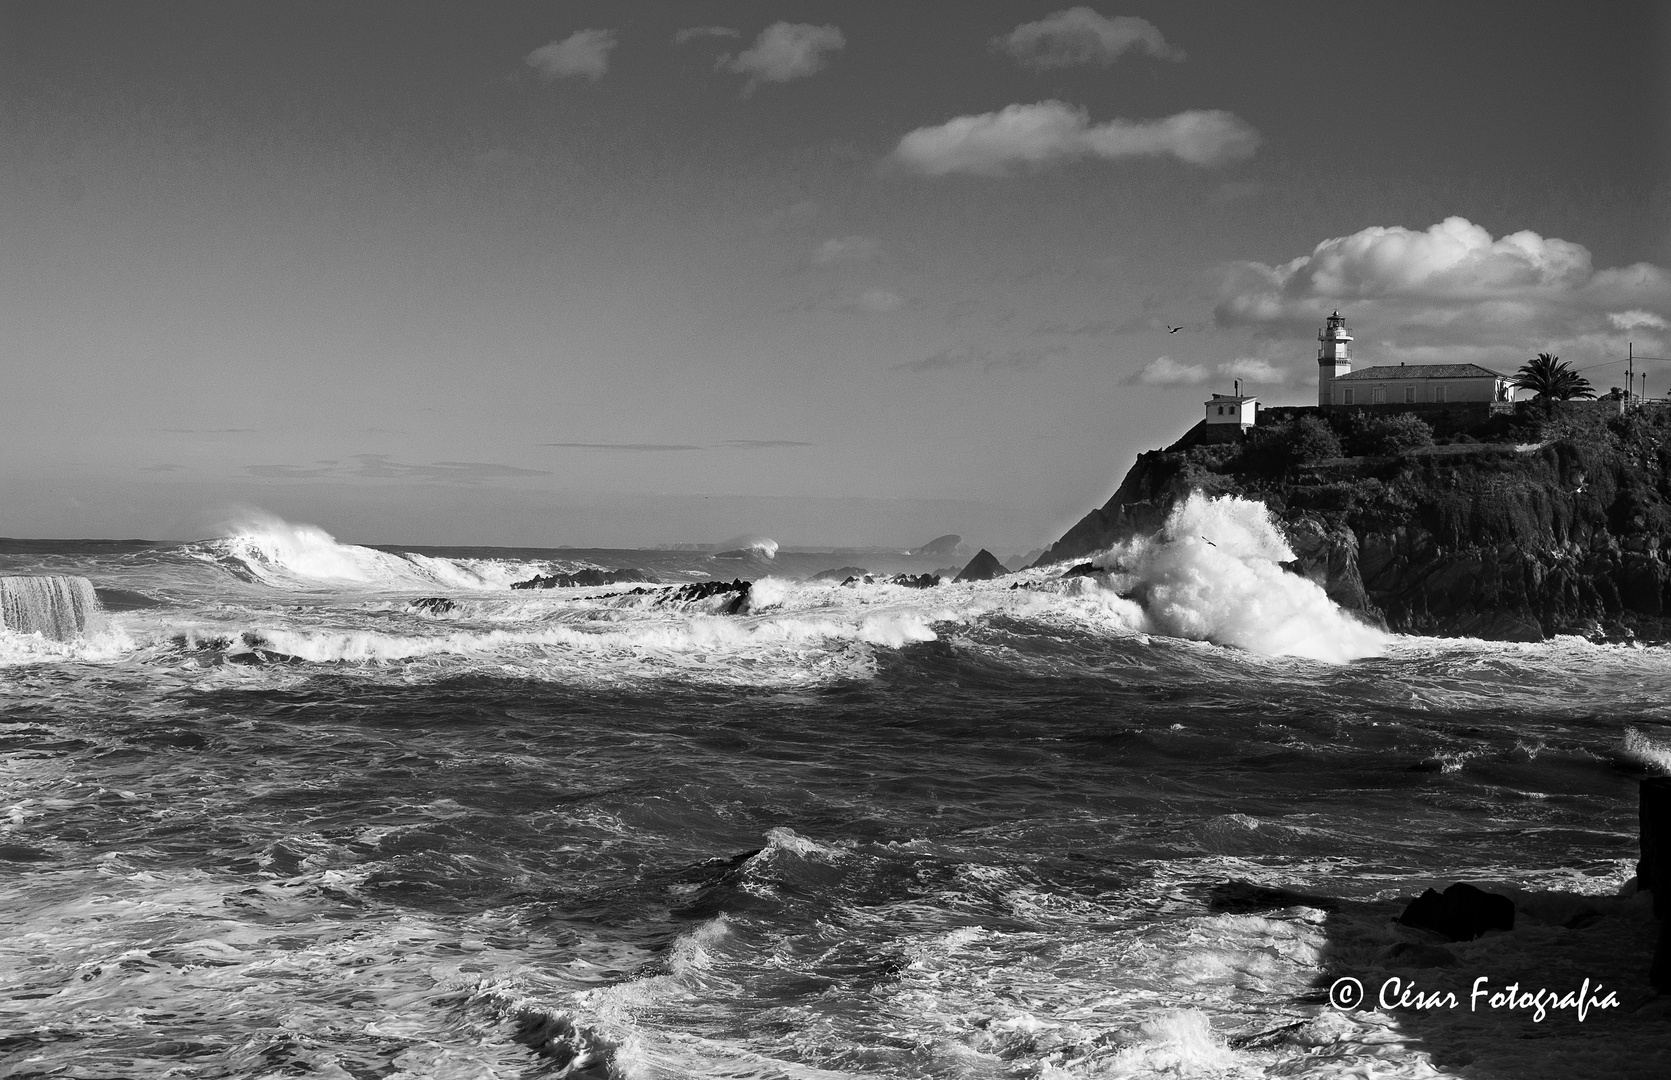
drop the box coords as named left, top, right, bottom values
left=1200, top=536, right=1216, bottom=547
left=1166, top=324, right=1184, bottom=333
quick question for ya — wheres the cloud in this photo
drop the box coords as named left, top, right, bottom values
left=542, top=442, right=702, bottom=452
left=892, top=102, right=1260, bottom=176
left=248, top=455, right=551, bottom=483
left=995, top=9, right=1183, bottom=68
left=1610, top=309, right=1668, bottom=332
left=1216, top=358, right=1289, bottom=384
left=1123, top=356, right=1207, bottom=385
left=808, top=235, right=881, bottom=266
left=894, top=344, right=1065, bottom=374
left=674, top=26, right=738, bottom=45
left=725, top=22, right=844, bottom=85
left=718, top=440, right=814, bottom=450
left=525, top=29, right=616, bottom=81
left=1214, top=216, right=1671, bottom=364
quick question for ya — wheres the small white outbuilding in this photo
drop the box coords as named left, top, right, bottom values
left=1204, top=391, right=1258, bottom=430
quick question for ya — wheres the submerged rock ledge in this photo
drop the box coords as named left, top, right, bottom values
left=1036, top=404, right=1671, bottom=643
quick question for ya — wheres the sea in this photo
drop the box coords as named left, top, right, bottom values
left=2, top=494, right=1669, bottom=1079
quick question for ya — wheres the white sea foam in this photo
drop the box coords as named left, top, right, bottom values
left=1067, top=493, right=1388, bottom=663
left=189, top=513, right=555, bottom=592
left=1623, top=727, right=1671, bottom=775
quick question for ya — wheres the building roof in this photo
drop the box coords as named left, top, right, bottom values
left=1205, top=394, right=1258, bottom=403
left=1336, top=363, right=1507, bottom=381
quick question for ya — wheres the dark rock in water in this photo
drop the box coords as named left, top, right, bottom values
left=512, top=567, right=660, bottom=590
left=910, top=534, right=965, bottom=558
left=410, top=597, right=458, bottom=615
left=954, top=549, right=1009, bottom=583
left=1397, top=882, right=1515, bottom=941
left=1063, top=562, right=1099, bottom=578
left=1206, top=879, right=1340, bottom=914
left=665, top=579, right=752, bottom=614
left=836, top=573, right=940, bottom=589
left=811, top=566, right=869, bottom=582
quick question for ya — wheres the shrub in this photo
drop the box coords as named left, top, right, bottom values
left=1345, top=412, right=1435, bottom=456
left=1285, top=415, right=1343, bottom=465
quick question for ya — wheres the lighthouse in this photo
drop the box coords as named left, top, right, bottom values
left=1317, top=311, right=1352, bottom=407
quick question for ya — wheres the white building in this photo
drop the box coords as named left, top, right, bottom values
left=1316, top=311, right=1511, bottom=406
left=1204, top=390, right=1257, bottom=430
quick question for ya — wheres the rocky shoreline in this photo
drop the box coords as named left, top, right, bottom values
left=1035, top=404, right=1671, bottom=643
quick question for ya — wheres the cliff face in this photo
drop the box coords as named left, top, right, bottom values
left=1037, top=408, right=1671, bottom=642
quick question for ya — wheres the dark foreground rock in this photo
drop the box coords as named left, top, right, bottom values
left=839, top=574, right=942, bottom=589
left=665, top=579, right=752, bottom=614
left=512, top=567, right=660, bottom=590
left=1397, top=882, right=1515, bottom=941
left=955, top=549, right=1009, bottom=583
left=1034, top=403, right=1671, bottom=641
left=1640, top=777, right=1671, bottom=990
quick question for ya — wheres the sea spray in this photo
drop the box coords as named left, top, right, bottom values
left=1094, top=493, right=1386, bottom=663
left=197, top=513, right=559, bottom=590
left=0, top=576, right=103, bottom=640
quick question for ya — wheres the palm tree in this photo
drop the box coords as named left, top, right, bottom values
left=1511, top=353, right=1595, bottom=400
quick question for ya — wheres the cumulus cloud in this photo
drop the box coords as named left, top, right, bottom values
left=726, top=22, right=844, bottom=85
left=525, top=29, right=616, bottom=81
left=1610, top=309, right=1668, bottom=332
left=995, top=8, right=1183, bottom=68
left=1124, top=356, right=1208, bottom=385
left=1216, top=358, right=1289, bottom=384
left=892, top=102, right=1260, bottom=176
left=674, top=26, right=738, bottom=45
left=1215, top=216, right=1671, bottom=365
left=809, top=236, right=881, bottom=266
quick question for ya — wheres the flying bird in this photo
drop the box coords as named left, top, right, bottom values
left=1200, top=536, right=1216, bottom=547
left=1166, top=324, right=1183, bottom=333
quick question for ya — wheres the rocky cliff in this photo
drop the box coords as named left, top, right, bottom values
left=1036, top=404, right=1671, bottom=642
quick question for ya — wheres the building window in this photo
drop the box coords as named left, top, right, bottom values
left=1342, top=389, right=1354, bottom=405
left=1371, top=387, right=1386, bottom=404
left=1217, top=406, right=1224, bottom=415
left=1435, top=385, right=1446, bottom=403
left=1405, top=386, right=1416, bottom=403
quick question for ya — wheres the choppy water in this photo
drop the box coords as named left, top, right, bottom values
left=3, top=499, right=1670, bottom=1079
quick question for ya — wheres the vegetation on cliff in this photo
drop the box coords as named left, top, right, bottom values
left=1039, top=402, right=1671, bottom=642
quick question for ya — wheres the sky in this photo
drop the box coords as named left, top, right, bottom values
left=1, top=1, right=1667, bottom=548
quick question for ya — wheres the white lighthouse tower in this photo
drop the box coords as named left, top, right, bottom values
left=1317, top=311, right=1352, bottom=407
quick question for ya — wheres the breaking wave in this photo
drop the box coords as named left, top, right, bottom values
left=186, top=514, right=559, bottom=592
left=1057, top=492, right=1388, bottom=663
